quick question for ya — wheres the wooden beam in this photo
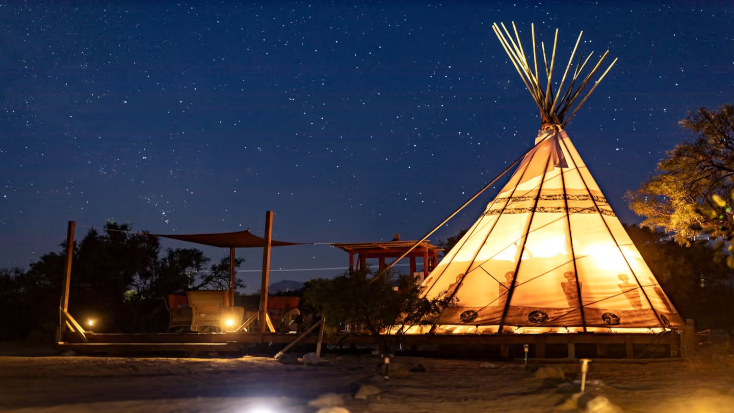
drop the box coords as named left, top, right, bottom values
left=265, top=313, right=276, bottom=333
left=229, top=247, right=236, bottom=307
left=410, top=256, right=416, bottom=275
left=56, top=221, right=75, bottom=342
left=349, top=253, right=354, bottom=270
left=274, top=319, right=323, bottom=359
left=60, top=308, right=87, bottom=342
left=316, top=317, right=326, bottom=357
left=236, top=313, right=258, bottom=332
left=378, top=257, right=385, bottom=271
left=55, top=342, right=240, bottom=354
left=259, top=211, right=273, bottom=333
left=426, top=250, right=428, bottom=278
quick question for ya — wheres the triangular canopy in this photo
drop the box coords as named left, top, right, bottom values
left=154, top=229, right=304, bottom=248
left=420, top=130, right=684, bottom=332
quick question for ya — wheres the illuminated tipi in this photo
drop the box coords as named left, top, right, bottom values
left=419, top=23, right=683, bottom=333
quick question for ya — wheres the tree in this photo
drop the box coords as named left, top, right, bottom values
left=16, top=222, right=246, bottom=336
left=303, top=268, right=451, bottom=353
left=627, top=105, right=734, bottom=245
left=624, top=224, right=734, bottom=330
left=437, top=229, right=468, bottom=258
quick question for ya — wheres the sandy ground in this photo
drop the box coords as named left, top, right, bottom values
left=0, top=348, right=733, bottom=413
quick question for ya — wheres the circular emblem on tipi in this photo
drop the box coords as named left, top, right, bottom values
left=602, top=313, right=620, bottom=325
left=528, top=310, right=549, bottom=324
left=460, top=310, right=478, bottom=323
left=660, top=314, right=670, bottom=327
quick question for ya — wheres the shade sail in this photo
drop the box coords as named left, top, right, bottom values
left=154, top=229, right=304, bottom=248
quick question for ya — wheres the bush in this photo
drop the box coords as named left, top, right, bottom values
left=303, top=267, right=451, bottom=353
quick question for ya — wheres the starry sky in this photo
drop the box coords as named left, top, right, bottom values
left=1, top=2, right=732, bottom=291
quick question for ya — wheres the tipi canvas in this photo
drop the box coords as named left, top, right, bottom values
left=419, top=23, right=683, bottom=333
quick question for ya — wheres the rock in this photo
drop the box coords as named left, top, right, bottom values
left=308, top=393, right=344, bottom=408
left=378, top=361, right=410, bottom=378
left=557, top=392, right=623, bottom=413
left=585, top=396, right=623, bottom=413
left=354, top=384, right=382, bottom=400
left=409, top=364, right=426, bottom=372
left=276, top=353, right=301, bottom=365
left=534, top=366, right=565, bottom=380
left=303, top=352, right=320, bottom=365
left=556, top=393, right=583, bottom=411
left=479, top=362, right=497, bottom=369
left=316, top=408, right=350, bottom=413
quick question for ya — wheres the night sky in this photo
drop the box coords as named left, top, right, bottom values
left=1, top=3, right=731, bottom=291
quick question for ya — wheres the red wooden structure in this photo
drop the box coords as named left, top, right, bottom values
left=333, top=234, right=440, bottom=278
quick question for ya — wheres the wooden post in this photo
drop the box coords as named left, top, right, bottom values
left=423, top=248, right=429, bottom=278
left=535, top=335, right=546, bottom=358
left=669, top=330, right=680, bottom=358
left=349, top=253, right=354, bottom=270
left=229, top=247, right=236, bottom=307
left=682, top=319, right=696, bottom=358
left=500, top=343, right=510, bottom=359
left=259, top=211, right=273, bottom=333
left=567, top=342, right=576, bottom=359
left=378, top=257, right=385, bottom=271
left=316, top=317, right=326, bottom=357
left=410, top=256, right=416, bottom=275
left=625, top=335, right=634, bottom=359
left=56, top=221, right=75, bottom=342
left=359, top=254, right=366, bottom=270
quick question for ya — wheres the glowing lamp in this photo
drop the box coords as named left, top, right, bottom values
left=225, top=318, right=235, bottom=327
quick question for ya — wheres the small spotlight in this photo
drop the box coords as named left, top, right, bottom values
left=225, top=318, right=235, bottom=327
left=87, top=319, right=95, bottom=327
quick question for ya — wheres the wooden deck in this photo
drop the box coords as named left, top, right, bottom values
left=58, top=331, right=682, bottom=359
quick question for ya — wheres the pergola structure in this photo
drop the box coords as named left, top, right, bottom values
left=333, top=235, right=440, bottom=279
left=55, top=211, right=304, bottom=345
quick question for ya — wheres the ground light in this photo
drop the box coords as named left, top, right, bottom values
left=225, top=318, right=235, bottom=328
left=86, top=319, right=95, bottom=333
left=580, top=359, right=592, bottom=392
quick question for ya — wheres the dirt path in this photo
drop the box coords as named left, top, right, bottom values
left=0, top=354, right=732, bottom=412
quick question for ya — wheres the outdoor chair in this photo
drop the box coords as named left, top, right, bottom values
left=187, top=290, right=244, bottom=333
left=267, top=296, right=300, bottom=332
left=165, top=294, right=193, bottom=333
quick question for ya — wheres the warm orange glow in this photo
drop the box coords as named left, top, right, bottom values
left=418, top=132, right=681, bottom=332
left=225, top=318, right=235, bottom=327
left=87, top=319, right=95, bottom=327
